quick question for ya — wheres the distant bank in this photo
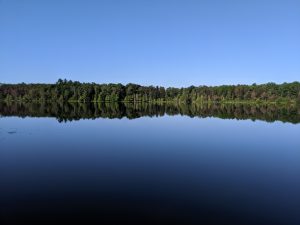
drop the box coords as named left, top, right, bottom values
left=1, top=79, right=300, bottom=104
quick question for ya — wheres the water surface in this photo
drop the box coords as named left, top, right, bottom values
left=0, top=103, right=300, bottom=225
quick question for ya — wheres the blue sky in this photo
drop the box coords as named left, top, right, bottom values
left=0, top=0, right=299, bottom=87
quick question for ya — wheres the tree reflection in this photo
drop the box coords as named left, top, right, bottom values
left=0, top=101, right=299, bottom=124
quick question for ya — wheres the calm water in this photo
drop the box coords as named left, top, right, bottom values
left=0, top=103, right=300, bottom=225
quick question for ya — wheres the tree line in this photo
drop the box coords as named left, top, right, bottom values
left=1, top=79, right=300, bottom=103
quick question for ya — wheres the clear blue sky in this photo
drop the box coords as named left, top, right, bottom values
left=0, top=0, right=299, bottom=87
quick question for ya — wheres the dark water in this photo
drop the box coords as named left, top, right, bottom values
left=0, top=103, right=300, bottom=225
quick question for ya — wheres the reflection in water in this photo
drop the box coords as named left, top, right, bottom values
left=0, top=101, right=299, bottom=124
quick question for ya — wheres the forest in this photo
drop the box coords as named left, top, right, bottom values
left=1, top=79, right=300, bottom=104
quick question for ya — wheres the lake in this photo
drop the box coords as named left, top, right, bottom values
left=0, top=103, right=300, bottom=225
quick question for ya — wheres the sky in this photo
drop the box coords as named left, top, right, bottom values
left=0, top=0, right=299, bottom=87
